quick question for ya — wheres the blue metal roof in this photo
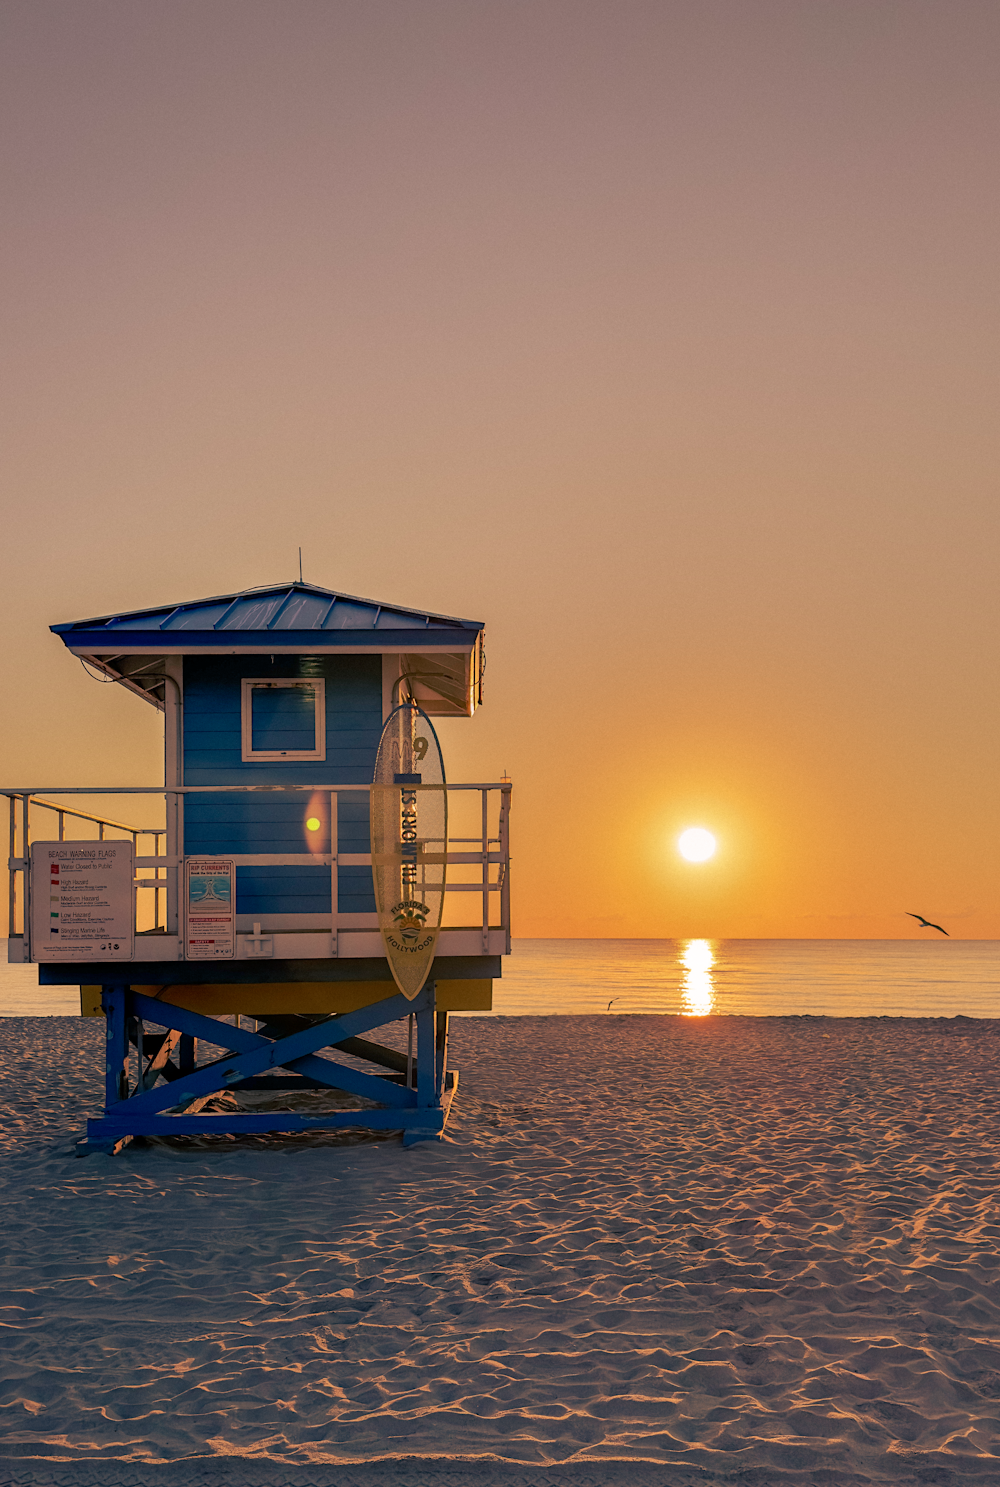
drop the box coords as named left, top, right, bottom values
left=52, top=582, right=484, bottom=653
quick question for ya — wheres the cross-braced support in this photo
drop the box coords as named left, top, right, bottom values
left=81, top=983, right=454, bottom=1154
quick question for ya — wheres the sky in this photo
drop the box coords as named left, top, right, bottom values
left=1, top=0, right=999, bottom=938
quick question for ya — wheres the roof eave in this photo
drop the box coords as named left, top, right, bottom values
left=58, top=627, right=482, bottom=653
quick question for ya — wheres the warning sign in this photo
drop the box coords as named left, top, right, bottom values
left=31, top=842, right=134, bottom=961
left=185, top=858, right=235, bottom=959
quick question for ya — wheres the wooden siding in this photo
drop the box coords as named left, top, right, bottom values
left=183, top=655, right=381, bottom=916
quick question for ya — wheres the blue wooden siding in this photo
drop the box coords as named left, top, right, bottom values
left=183, top=656, right=381, bottom=916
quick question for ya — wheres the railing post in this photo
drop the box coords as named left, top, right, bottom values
left=8, top=795, right=16, bottom=940
left=21, top=795, right=30, bottom=960
left=500, top=782, right=512, bottom=955
left=58, top=811, right=64, bottom=842
left=132, top=832, right=139, bottom=937
left=481, top=787, right=489, bottom=953
left=174, top=792, right=184, bottom=948
left=329, top=790, right=338, bottom=958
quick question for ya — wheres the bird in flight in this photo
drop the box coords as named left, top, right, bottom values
left=607, top=997, right=621, bottom=1011
left=907, top=913, right=949, bottom=936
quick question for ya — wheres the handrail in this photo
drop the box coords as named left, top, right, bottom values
left=4, top=780, right=512, bottom=952
left=1, top=783, right=506, bottom=794
left=14, top=796, right=165, bottom=838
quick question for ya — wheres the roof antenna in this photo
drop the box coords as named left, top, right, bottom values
left=298, top=547, right=303, bottom=583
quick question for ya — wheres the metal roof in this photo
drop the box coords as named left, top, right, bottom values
left=52, top=582, right=484, bottom=653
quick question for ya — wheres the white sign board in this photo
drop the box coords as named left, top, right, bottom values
left=31, top=841, right=134, bottom=961
left=185, top=858, right=236, bottom=960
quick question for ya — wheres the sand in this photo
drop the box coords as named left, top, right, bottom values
left=2, top=1013, right=1000, bottom=1487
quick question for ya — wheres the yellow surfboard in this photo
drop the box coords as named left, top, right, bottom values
left=370, top=703, right=447, bottom=1000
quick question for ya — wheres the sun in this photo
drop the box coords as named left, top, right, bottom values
left=678, top=827, right=717, bottom=863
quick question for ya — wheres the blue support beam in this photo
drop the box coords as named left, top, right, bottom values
left=89, top=1107, right=445, bottom=1139
left=125, top=994, right=419, bottom=1115
left=415, top=986, right=436, bottom=1109
left=102, top=988, right=128, bottom=1106
left=82, top=983, right=450, bottom=1150
left=132, top=986, right=429, bottom=1048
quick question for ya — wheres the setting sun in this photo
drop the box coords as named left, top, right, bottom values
left=678, top=827, right=717, bottom=863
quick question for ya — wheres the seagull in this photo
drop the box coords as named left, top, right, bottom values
left=607, top=997, right=621, bottom=1012
left=907, top=913, right=949, bottom=936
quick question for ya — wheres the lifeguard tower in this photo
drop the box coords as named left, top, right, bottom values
left=4, top=583, right=511, bottom=1151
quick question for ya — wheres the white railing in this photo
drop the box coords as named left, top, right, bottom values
left=4, top=782, right=512, bottom=963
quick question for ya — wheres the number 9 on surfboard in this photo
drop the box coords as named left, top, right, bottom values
left=370, top=702, right=447, bottom=999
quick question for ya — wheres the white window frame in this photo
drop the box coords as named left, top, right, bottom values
left=241, top=678, right=326, bottom=762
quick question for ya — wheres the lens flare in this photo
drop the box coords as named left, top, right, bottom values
left=678, top=827, right=716, bottom=862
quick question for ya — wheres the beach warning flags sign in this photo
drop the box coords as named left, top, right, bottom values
left=370, top=702, right=447, bottom=1000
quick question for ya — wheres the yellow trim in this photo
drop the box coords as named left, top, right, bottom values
left=130, top=979, right=492, bottom=1015
left=80, top=986, right=103, bottom=1017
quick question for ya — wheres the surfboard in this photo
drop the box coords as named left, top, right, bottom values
left=370, top=702, right=448, bottom=1000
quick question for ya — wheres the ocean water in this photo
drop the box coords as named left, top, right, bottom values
left=490, top=938, right=1000, bottom=1018
left=2, top=938, right=999, bottom=1019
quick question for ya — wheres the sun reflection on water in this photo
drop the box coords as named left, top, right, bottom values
left=680, top=939, right=716, bottom=1015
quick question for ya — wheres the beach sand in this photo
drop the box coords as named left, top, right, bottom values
left=2, top=1013, right=1000, bottom=1486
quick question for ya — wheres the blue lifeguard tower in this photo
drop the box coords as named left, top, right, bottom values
left=4, top=582, right=511, bottom=1151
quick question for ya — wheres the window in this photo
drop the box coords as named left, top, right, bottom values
left=241, top=679, right=326, bottom=761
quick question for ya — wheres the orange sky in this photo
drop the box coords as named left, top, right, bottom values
left=2, top=1, right=999, bottom=938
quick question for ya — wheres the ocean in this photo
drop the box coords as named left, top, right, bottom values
left=2, top=938, right=998, bottom=1018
